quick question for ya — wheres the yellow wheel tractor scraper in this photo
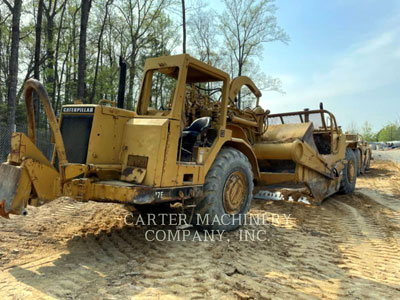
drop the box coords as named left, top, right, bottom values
left=0, top=54, right=357, bottom=230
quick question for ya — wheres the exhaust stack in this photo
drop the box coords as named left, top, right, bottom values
left=117, top=56, right=127, bottom=109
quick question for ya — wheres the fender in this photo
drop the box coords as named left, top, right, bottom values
left=224, top=138, right=261, bottom=180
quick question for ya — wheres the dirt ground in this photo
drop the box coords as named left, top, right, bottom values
left=373, top=149, right=400, bottom=164
left=1, top=160, right=400, bottom=299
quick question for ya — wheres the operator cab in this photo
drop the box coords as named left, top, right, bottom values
left=181, top=117, right=212, bottom=155
left=135, top=55, right=229, bottom=164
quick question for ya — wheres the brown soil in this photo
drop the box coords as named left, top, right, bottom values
left=1, top=160, right=400, bottom=299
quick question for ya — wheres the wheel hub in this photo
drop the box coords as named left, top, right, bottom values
left=347, top=160, right=356, bottom=183
left=223, top=171, right=247, bottom=214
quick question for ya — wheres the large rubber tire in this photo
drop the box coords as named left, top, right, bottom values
left=354, top=149, right=361, bottom=176
left=365, top=150, right=371, bottom=170
left=192, top=147, right=254, bottom=231
left=340, top=148, right=357, bottom=194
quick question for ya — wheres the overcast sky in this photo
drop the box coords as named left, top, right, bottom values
left=256, top=0, right=400, bottom=131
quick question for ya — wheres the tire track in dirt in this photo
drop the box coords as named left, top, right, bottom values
left=357, top=161, right=400, bottom=238
left=268, top=203, right=351, bottom=299
left=259, top=187, right=400, bottom=299
left=1, top=161, right=400, bottom=299
left=329, top=197, right=400, bottom=285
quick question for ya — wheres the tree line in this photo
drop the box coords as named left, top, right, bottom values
left=0, top=0, right=288, bottom=139
left=347, top=119, right=400, bottom=142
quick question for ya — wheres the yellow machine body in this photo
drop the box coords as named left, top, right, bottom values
left=346, top=134, right=372, bottom=174
left=0, top=54, right=353, bottom=218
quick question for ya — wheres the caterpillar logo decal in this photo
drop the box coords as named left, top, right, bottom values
left=62, top=107, right=95, bottom=113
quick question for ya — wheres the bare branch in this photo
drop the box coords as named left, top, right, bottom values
left=2, top=0, right=13, bottom=12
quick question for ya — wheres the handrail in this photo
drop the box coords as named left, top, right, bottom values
left=24, top=79, right=68, bottom=166
left=268, top=109, right=339, bottom=131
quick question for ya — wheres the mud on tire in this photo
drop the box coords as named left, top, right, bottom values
left=354, top=149, right=361, bottom=176
left=340, top=148, right=357, bottom=194
left=365, top=150, right=371, bottom=170
left=192, top=147, right=254, bottom=231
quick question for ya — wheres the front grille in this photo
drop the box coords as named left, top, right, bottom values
left=60, top=115, right=94, bottom=164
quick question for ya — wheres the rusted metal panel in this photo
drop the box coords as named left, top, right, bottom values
left=65, top=178, right=203, bottom=205
left=121, top=118, right=169, bottom=187
left=121, top=167, right=146, bottom=184
left=8, top=132, right=54, bottom=168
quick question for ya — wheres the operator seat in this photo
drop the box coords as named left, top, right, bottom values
left=181, top=117, right=211, bottom=151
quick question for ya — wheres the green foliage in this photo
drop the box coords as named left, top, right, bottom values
left=360, top=121, right=376, bottom=142
left=345, top=120, right=400, bottom=142
left=0, top=0, right=289, bottom=128
left=377, top=123, right=400, bottom=142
